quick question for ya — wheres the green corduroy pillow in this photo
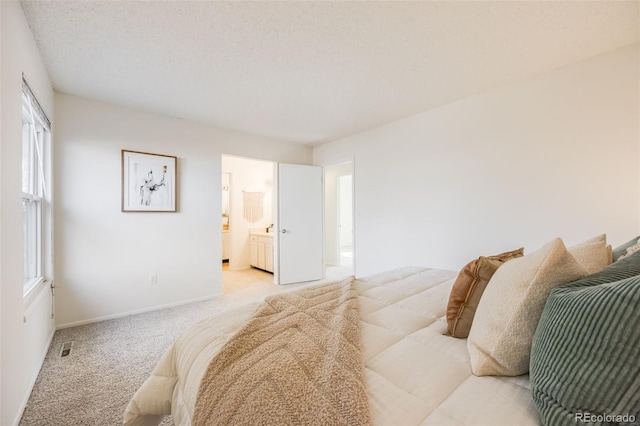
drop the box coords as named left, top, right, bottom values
left=530, top=251, right=640, bottom=425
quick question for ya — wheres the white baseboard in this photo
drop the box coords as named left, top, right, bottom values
left=12, top=327, right=55, bottom=426
left=55, top=293, right=222, bottom=330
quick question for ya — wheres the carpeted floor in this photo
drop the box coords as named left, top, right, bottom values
left=19, top=266, right=352, bottom=426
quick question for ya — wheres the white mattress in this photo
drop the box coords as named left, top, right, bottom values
left=124, top=266, right=540, bottom=426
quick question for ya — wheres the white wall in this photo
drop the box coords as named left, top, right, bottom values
left=1, top=2, right=56, bottom=425
left=222, top=155, right=274, bottom=270
left=54, top=93, right=310, bottom=327
left=314, top=44, right=640, bottom=276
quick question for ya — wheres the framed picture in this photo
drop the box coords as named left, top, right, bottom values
left=122, top=150, right=177, bottom=212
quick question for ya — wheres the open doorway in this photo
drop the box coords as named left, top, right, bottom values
left=337, top=174, right=353, bottom=267
left=324, top=161, right=355, bottom=277
left=221, top=156, right=344, bottom=295
left=221, top=155, right=276, bottom=295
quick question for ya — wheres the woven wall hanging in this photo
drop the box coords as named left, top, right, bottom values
left=242, top=191, right=265, bottom=223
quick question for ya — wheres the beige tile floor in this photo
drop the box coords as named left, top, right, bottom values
left=221, top=262, right=354, bottom=299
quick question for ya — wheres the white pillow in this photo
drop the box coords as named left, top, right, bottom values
left=576, top=234, right=606, bottom=244
left=568, top=235, right=609, bottom=274
left=467, top=238, right=588, bottom=376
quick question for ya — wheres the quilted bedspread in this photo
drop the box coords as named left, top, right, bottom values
left=123, top=267, right=540, bottom=426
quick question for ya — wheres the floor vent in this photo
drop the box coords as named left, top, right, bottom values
left=60, top=341, right=73, bottom=358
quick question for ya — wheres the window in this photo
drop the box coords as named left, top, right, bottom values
left=22, top=78, right=51, bottom=298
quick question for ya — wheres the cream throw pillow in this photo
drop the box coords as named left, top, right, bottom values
left=568, top=235, right=609, bottom=274
left=574, top=233, right=612, bottom=265
left=467, top=238, right=588, bottom=376
left=577, top=234, right=606, bottom=244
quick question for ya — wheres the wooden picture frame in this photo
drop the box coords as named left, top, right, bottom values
left=121, top=150, right=177, bottom=212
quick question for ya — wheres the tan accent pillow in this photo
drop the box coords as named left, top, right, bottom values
left=446, top=248, right=524, bottom=338
left=606, top=244, right=613, bottom=264
left=467, top=238, right=588, bottom=376
left=568, top=237, right=609, bottom=275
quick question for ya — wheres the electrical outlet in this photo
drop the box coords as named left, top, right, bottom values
left=149, top=274, right=157, bottom=285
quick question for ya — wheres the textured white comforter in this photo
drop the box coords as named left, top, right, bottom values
left=124, top=267, right=540, bottom=425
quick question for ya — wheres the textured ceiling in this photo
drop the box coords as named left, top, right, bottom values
left=20, top=1, right=640, bottom=145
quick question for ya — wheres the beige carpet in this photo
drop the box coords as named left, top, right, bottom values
left=19, top=266, right=352, bottom=426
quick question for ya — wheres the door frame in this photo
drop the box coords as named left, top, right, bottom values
left=321, top=158, right=356, bottom=275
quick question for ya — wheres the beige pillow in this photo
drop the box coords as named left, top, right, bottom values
left=577, top=234, right=606, bottom=244
left=581, top=233, right=613, bottom=265
left=467, top=238, right=588, bottom=376
left=568, top=236, right=609, bottom=274
left=446, top=248, right=524, bottom=338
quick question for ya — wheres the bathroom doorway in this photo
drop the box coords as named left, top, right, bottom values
left=221, top=155, right=275, bottom=294
left=220, top=155, right=326, bottom=293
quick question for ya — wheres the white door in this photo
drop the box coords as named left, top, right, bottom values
left=277, top=163, right=323, bottom=285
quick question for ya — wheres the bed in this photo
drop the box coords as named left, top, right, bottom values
left=123, top=235, right=640, bottom=426
left=123, top=266, right=539, bottom=426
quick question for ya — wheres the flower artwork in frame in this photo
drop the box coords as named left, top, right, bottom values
left=122, top=150, right=177, bottom=212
